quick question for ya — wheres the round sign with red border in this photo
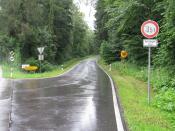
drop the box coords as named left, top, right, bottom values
left=141, top=20, right=159, bottom=39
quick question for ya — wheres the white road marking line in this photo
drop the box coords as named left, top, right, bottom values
left=97, top=63, right=125, bottom=131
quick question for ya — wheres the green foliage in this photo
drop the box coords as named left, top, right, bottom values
left=110, top=61, right=175, bottom=113
left=123, top=36, right=147, bottom=65
left=154, top=0, right=175, bottom=69
left=0, top=0, right=95, bottom=72
left=100, top=41, right=119, bottom=64
left=40, top=61, right=55, bottom=72
left=25, top=57, right=55, bottom=72
left=153, top=89, right=175, bottom=112
left=0, top=35, right=18, bottom=62
left=72, top=6, right=94, bottom=57
left=25, top=57, right=39, bottom=67
left=112, top=62, right=147, bottom=81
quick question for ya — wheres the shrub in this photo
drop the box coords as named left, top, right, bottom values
left=100, top=41, right=120, bottom=64
left=25, top=58, right=54, bottom=72
left=111, top=60, right=175, bottom=112
left=25, top=58, right=39, bottom=67
left=40, top=61, right=55, bottom=72
left=153, top=88, right=175, bottom=112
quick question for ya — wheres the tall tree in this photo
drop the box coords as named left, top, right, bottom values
left=0, top=0, right=94, bottom=65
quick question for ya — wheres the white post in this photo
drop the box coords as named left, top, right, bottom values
left=40, top=60, right=41, bottom=73
left=148, top=47, right=151, bottom=104
left=61, top=65, right=64, bottom=71
left=10, top=67, right=13, bottom=78
left=109, top=64, right=112, bottom=71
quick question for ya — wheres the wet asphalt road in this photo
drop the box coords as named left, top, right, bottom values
left=0, top=79, right=11, bottom=131
left=1, top=59, right=118, bottom=131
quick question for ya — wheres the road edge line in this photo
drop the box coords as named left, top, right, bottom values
left=97, top=62, right=126, bottom=131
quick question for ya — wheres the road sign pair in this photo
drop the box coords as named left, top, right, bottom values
left=141, top=20, right=160, bottom=104
left=37, top=47, right=45, bottom=61
left=38, top=55, right=44, bottom=61
left=9, top=51, right=15, bottom=62
left=141, top=20, right=159, bottom=47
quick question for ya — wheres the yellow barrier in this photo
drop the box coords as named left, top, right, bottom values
left=23, top=66, right=38, bottom=71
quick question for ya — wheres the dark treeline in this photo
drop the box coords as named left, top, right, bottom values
left=0, top=0, right=95, bottom=65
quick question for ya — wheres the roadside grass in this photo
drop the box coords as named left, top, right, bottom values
left=99, top=60, right=175, bottom=131
left=2, top=56, right=92, bottom=79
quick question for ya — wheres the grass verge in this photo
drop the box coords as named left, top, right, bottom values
left=99, top=60, right=175, bottom=131
left=2, top=57, right=92, bottom=79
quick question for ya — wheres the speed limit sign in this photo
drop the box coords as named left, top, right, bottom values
left=141, top=20, right=159, bottom=39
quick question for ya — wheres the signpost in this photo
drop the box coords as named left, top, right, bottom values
left=9, top=51, right=15, bottom=125
left=38, top=55, right=44, bottom=61
left=9, top=51, right=15, bottom=78
left=9, top=51, right=15, bottom=62
left=37, top=47, right=45, bottom=55
left=37, top=47, right=45, bottom=73
left=120, top=50, right=128, bottom=59
left=141, top=20, right=159, bottom=39
left=141, top=20, right=159, bottom=104
left=143, top=39, right=158, bottom=47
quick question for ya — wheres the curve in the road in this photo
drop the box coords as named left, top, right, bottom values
left=1, top=59, right=125, bottom=131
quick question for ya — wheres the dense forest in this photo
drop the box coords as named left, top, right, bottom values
left=0, top=0, right=95, bottom=67
left=96, top=0, right=175, bottom=112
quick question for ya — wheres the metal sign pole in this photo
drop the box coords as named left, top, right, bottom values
left=10, top=67, right=13, bottom=78
left=148, top=47, right=151, bottom=104
left=109, top=64, right=112, bottom=71
left=40, top=60, right=41, bottom=73
left=9, top=56, right=14, bottom=128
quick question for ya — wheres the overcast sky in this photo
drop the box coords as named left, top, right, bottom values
left=74, top=0, right=96, bottom=30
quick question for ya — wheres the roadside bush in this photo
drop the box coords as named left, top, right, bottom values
left=110, top=60, right=175, bottom=112
left=100, top=41, right=119, bottom=64
left=41, top=61, right=55, bottom=72
left=25, top=58, right=39, bottom=67
left=25, top=58, right=55, bottom=72
left=112, top=62, right=147, bottom=81
left=153, top=88, right=175, bottom=112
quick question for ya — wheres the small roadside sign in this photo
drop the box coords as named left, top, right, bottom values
left=38, top=55, right=44, bottom=61
left=143, top=39, right=158, bottom=47
left=120, top=50, right=128, bottom=59
left=9, top=51, right=15, bottom=62
left=141, top=20, right=159, bottom=39
left=9, top=57, right=14, bottom=62
left=37, top=47, right=45, bottom=54
left=10, top=51, right=15, bottom=56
